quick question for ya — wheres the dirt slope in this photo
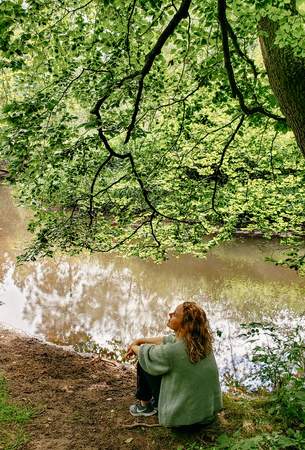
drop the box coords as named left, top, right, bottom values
left=0, top=328, right=220, bottom=450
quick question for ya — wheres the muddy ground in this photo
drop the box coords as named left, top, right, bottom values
left=0, top=328, right=223, bottom=450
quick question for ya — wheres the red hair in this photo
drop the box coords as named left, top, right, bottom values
left=181, top=301, right=213, bottom=363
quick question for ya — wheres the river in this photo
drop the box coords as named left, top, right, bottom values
left=0, top=185, right=304, bottom=384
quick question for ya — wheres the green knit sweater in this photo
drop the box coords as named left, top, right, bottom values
left=138, top=335, right=223, bottom=427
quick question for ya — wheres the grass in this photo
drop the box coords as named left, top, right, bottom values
left=0, top=375, right=35, bottom=450
left=181, top=389, right=305, bottom=450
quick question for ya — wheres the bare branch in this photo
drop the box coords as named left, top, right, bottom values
left=122, top=422, right=162, bottom=429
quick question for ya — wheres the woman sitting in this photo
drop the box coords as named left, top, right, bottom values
left=126, top=301, right=223, bottom=427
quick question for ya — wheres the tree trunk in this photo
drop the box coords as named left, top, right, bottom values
left=259, top=17, right=305, bottom=157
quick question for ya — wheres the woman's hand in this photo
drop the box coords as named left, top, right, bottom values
left=125, top=341, right=141, bottom=359
left=125, top=336, right=163, bottom=359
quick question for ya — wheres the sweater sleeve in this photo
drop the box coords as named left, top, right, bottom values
left=138, top=343, right=172, bottom=376
left=163, top=334, right=176, bottom=344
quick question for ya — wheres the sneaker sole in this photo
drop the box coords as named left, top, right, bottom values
left=129, top=409, right=157, bottom=417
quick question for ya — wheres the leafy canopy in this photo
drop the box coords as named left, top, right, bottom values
left=0, top=0, right=305, bottom=265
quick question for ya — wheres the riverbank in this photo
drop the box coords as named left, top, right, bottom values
left=0, top=327, right=220, bottom=449
left=2, top=327, right=302, bottom=450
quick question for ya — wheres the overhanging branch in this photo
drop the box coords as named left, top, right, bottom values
left=217, top=0, right=286, bottom=123
left=211, top=114, right=245, bottom=213
left=124, top=0, right=192, bottom=143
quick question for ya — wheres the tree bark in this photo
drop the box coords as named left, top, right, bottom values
left=259, top=17, right=305, bottom=157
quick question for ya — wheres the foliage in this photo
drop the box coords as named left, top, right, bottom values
left=240, top=322, right=305, bottom=428
left=189, top=430, right=305, bottom=449
left=240, top=322, right=305, bottom=388
left=0, top=0, right=305, bottom=262
left=266, top=237, right=305, bottom=274
left=184, top=322, right=305, bottom=450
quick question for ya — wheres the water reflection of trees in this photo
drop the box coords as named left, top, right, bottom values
left=6, top=252, right=305, bottom=347
left=1, top=185, right=305, bottom=347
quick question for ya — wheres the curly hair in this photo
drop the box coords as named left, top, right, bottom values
left=181, top=301, right=213, bottom=363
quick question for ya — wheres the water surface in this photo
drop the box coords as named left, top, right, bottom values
left=1, top=185, right=304, bottom=381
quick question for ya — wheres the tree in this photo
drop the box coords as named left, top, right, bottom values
left=0, top=0, right=305, bottom=267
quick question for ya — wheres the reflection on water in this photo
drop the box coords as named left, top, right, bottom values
left=1, top=185, right=305, bottom=381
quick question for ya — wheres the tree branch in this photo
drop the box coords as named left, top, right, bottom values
left=95, top=217, right=151, bottom=252
left=88, top=154, right=113, bottom=226
left=126, top=0, right=137, bottom=68
left=149, top=213, right=161, bottom=247
left=93, top=175, right=128, bottom=198
left=139, top=4, right=173, bottom=38
left=174, top=12, right=191, bottom=93
left=180, top=113, right=243, bottom=164
left=91, top=71, right=141, bottom=116
left=211, top=115, right=245, bottom=213
left=226, top=21, right=258, bottom=79
left=46, top=68, right=85, bottom=127
left=124, top=0, right=192, bottom=143
left=49, top=0, right=95, bottom=29
left=217, top=0, right=286, bottom=123
left=90, top=125, right=200, bottom=226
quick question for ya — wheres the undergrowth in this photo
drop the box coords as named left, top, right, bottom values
left=184, top=322, right=305, bottom=450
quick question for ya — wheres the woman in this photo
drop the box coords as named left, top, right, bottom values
left=126, top=301, right=223, bottom=427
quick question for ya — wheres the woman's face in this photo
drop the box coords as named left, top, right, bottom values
left=167, top=304, right=184, bottom=332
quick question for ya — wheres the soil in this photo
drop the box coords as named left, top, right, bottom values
left=0, top=327, right=222, bottom=450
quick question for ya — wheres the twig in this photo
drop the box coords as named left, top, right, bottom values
left=93, top=175, right=128, bottom=198
left=49, top=0, right=95, bottom=29
left=94, top=218, right=151, bottom=252
left=96, top=128, right=201, bottom=225
left=88, top=153, right=113, bottom=226
left=46, top=68, right=85, bottom=128
left=121, top=423, right=162, bottom=429
left=91, top=71, right=142, bottom=116
left=174, top=12, right=191, bottom=93
left=139, top=4, right=173, bottom=38
left=211, top=115, right=245, bottom=213
left=182, top=113, right=243, bottom=160
left=149, top=213, right=161, bottom=247
left=126, top=0, right=137, bottom=68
